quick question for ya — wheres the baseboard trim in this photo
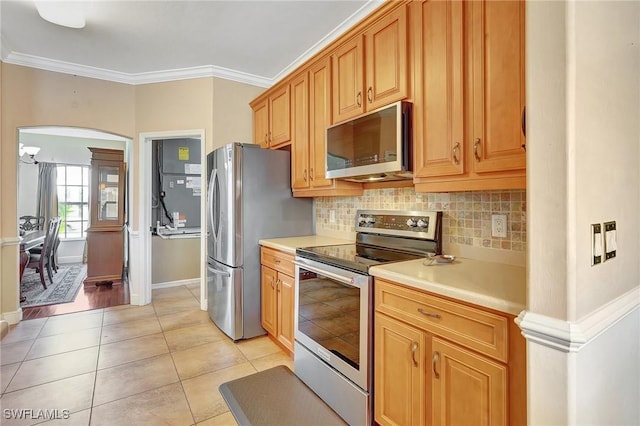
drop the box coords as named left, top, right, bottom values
left=517, top=286, right=640, bottom=352
left=1, top=308, right=23, bottom=325
left=0, top=237, right=20, bottom=247
left=152, top=278, right=200, bottom=290
left=0, top=320, right=9, bottom=339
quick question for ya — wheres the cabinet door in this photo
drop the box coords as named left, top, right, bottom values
left=309, top=57, right=333, bottom=188
left=253, top=99, right=269, bottom=148
left=269, top=84, right=291, bottom=147
left=276, top=273, right=295, bottom=352
left=332, top=36, right=364, bottom=123
left=364, top=5, right=409, bottom=111
left=260, top=266, right=277, bottom=335
left=375, top=314, right=425, bottom=426
left=432, top=337, right=507, bottom=426
left=413, top=0, right=465, bottom=178
left=470, top=0, right=526, bottom=173
left=291, top=73, right=310, bottom=190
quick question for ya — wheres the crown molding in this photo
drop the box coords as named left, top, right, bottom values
left=1, top=0, right=384, bottom=88
left=516, top=286, right=640, bottom=352
left=2, top=52, right=274, bottom=87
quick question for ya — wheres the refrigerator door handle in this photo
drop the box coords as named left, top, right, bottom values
left=206, top=264, right=231, bottom=277
left=208, top=168, right=220, bottom=242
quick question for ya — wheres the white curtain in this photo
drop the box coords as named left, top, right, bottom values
left=36, top=162, right=58, bottom=225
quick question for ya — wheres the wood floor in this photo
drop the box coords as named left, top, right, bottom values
left=21, top=280, right=130, bottom=320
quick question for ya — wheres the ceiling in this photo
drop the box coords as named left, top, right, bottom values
left=0, top=0, right=382, bottom=88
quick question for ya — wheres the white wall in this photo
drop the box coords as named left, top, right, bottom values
left=18, top=131, right=126, bottom=263
left=525, top=1, right=640, bottom=424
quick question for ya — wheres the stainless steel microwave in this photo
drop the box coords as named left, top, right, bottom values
left=325, top=101, right=412, bottom=182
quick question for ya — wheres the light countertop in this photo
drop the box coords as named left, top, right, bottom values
left=259, top=235, right=353, bottom=255
left=259, top=236, right=526, bottom=315
left=370, top=257, right=526, bottom=315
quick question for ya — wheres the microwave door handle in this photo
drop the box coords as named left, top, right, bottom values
left=293, top=260, right=362, bottom=287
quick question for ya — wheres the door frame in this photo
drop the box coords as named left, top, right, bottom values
left=134, top=129, right=206, bottom=309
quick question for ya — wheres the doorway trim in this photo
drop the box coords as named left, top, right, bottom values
left=134, top=129, right=206, bottom=309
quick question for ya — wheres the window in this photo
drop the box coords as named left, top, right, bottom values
left=57, top=165, right=89, bottom=239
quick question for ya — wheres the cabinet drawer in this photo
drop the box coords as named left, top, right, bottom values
left=260, top=247, right=295, bottom=276
left=375, top=279, right=508, bottom=362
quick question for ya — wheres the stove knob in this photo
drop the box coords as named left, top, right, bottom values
left=365, top=216, right=376, bottom=224
left=358, top=215, right=367, bottom=225
left=406, top=218, right=417, bottom=227
left=417, top=218, right=429, bottom=228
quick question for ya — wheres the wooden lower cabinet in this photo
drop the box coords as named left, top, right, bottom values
left=260, top=247, right=295, bottom=352
left=374, top=279, right=525, bottom=426
left=432, top=337, right=507, bottom=426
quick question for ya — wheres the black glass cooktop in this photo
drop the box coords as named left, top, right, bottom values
left=296, top=244, right=424, bottom=274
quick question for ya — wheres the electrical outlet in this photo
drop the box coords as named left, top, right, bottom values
left=329, top=209, right=336, bottom=223
left=491, top=214, right=507, bottom=238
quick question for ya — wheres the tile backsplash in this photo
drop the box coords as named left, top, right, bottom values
left=315, top=188, right=527, bottom=252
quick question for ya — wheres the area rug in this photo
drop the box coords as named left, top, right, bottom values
left=219, top=365, right=347, bottom=426
left=20, top=264, right=87, bottom=308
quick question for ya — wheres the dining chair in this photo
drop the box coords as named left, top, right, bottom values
left=24, top=216, right=60, bottom=289
left=19, top=215, right=45, bottom=233
left=29, top=216, right=63, bottom=272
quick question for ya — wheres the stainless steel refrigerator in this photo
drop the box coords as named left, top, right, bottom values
left=206, top=143, right=313, bottom=340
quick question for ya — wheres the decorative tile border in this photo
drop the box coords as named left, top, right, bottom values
left=315, top=188, right=527, bottom=252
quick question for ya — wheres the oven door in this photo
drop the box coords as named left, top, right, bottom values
left=294, top=257, right=371, bottom=391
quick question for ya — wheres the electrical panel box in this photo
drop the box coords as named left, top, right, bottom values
left=152, top=138, right=201, bottom=231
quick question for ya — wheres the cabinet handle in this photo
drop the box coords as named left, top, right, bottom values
left=303, top=169, right=307, bottom=182
left=276, top=279, right=281, bottom=291
left=357, top=92, right=362, bottom=107
left=521, top=144, right=526, bottom=152
left=310, top=167, right=314, bottom=181
left=268, top=131, right=272, bottom=142
left=411, top=341, right=419, bottom=367
left=270, top=277, right=275, bottom=289
left=473, top=138, right=482, bottom=162
left=417, top=308, right=441, bottom=319
left=367, top=87, right=373, bottom=103
left=521, top=106, right=526, bottom=137
left=452, top=142, right=460, bottom=165
left=274, top=259, right=280, bottom=264
left=433, top=351, right=440, bottom=379
left=264, top=133, right=268, bottom=144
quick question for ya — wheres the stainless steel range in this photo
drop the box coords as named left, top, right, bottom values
left=293, top=209, right=443, bottom=425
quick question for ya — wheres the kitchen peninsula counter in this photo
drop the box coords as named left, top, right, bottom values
left=258, top=235, right=353, bottom=255
left=370, top=258, right=526, bottom=315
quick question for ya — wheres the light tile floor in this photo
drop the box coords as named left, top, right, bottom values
left=0, top=285, right=293, bottom=426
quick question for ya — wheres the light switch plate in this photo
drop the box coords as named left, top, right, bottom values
left=604, top=221, right=617, bottom=260
left=591, top=223, right=602, bottom=265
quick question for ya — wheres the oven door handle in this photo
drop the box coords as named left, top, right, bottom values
left=293, top=260, right=365, bottom=287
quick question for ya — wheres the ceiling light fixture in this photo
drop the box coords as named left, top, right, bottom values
left=34, top=0, right=87, bottom=29
left=20, top=144, right=41, bottom=164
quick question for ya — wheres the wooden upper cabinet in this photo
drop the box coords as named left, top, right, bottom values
left=332, top=4, right=409, bottom=124
left=470, top=0, right=526, bottom=173
left=413, top=0, right=465, bottom=178
left=250, top=84, right=291, bottom=148
left=269, top=84, right=291, bottom=147
left=291, top=71, right=310, bottom=190
left=253, top=98, right=269, bottom=148
left=331, top=36, right=364, bottom=123
left=365, top=5, right=409, bottom=111
left=308, top=58, right=334, bottom=189
left=291, top=56, right=362, bottom=197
